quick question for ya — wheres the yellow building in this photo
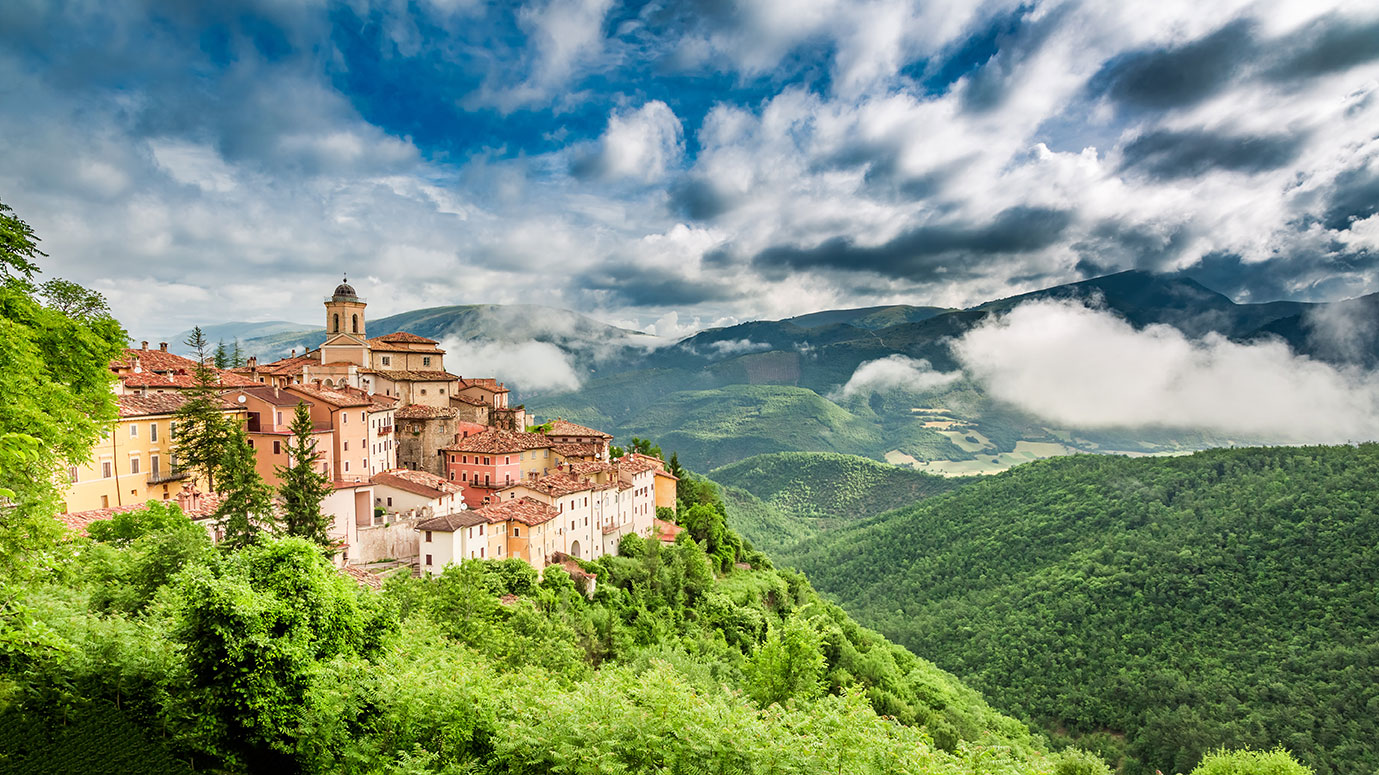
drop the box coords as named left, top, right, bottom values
left=62, top=393, right=246, bottom=513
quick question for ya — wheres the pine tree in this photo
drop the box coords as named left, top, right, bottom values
left=230, top=337, right=245, bottom=368
left=172, top=326, right=232, bottom=491
left=214, top=423, right=276, bottom=550
left=277, top=401, right=334, bottom=548
left=213, top=339, right=229, bottom=368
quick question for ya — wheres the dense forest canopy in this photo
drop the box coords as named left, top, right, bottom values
left=777, top=446, right=1379, bottom=775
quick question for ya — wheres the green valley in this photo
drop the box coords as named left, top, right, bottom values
left=767, top=445, right=1379, bottom=775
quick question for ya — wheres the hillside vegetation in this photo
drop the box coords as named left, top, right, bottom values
left=2, top=480, right=1064, bottom=774
left=780, top=446, right=1379, bottom=775
left=712, top=452, right=975, bottom=552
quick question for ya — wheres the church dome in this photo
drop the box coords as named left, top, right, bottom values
left=333, top=277, right=357, bottom=298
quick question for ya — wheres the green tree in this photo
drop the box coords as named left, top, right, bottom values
left=213, top=424, right=275, bottom=550
left=230, top=337, right=245, bottom=368
left=213, top=339, right=228, bottom=369
left=745, top=615, right=826, bottom=707
left=171, top=326, right=231, bottom=491
left=0, top=197, right=124, bottom=570
left=276, top=402, right=333, bottom=547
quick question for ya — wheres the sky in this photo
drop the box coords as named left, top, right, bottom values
left=2, top=0, right=1378, bottom=339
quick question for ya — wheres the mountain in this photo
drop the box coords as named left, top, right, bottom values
left=710, top=451, right=976, bottom=553
left=206, top=304, right=660, bottom=379
left=529, top=270, right=1366, bottom=472
left=162, top=320, right=313, bottom=350
left=775, top=444, right=1379, bottom=775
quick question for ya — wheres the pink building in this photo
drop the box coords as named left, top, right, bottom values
left=443, top=429, right=550, bottom=506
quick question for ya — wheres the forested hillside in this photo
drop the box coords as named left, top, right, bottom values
left=779, top=446, right=1379, bottom=775
left=711, top=452, right=975, bottom=552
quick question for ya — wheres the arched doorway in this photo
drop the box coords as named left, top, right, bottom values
left=569, top=540, right=581, bottom=558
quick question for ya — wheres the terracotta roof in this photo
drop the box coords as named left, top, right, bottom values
left=111, top=348, right=200, bottom=373
left=615, top=456, right=659, bottom=476
left=369, top=393, right=399, bottom=410
left=396, top=404, right=457, bottom=420
left=373, top=468, right=463, bottom=499
left=256, top=355, right=316, bottom=376
left=117, top=393, right=241, bottom=418
left=545, top=419, right=612, bottom=440
left=653, top=519, right=683, bottom=543
left=286, top=384, right=373, bottom=408
left=232, top=386, right=307, bottom=407
left=654, top=469, right=680, bottom=481
left=369, top=331, right=439, bottom=345
left=568, top=460, right=614, bottom=477
left=514, top=471, right=614, bottom=498
left=112, top=348, right=259, bottom=386
left=551, top=442, right=603, bottom=459
left=450, top=394, right=487, bottom=407
left=475, top=496, right=558, bottom=526
left=457, top=378, right=509, bottom=394
left=57, top=494, right=225, bottom=535
left=119, top=370, right=260, bottom=389
left=365, top=369, right=460, bottom=382
left=416, top=510, right=490, bottom=531
left=445, top=429, right=552, bottom=454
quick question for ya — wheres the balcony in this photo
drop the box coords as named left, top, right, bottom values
left=147, top=468, right=189, bottom=485
left=378, top=425, right=393, bottom=436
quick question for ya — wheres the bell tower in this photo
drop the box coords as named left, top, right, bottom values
left=324, top=276, right=366, bottom=338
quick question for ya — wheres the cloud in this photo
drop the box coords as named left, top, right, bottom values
left=706, top=338, right=771, bottom=356
left=1087, top=20, right=1256, bottom=111
left=837, top=355, right=961, bottom=398
left=950, top=300, right=1379, bottom=442
left=440, top=339, right=582, bottom=394
left=1118, top=129, right=1304, bottom=180
left=572, top=101, right=685, bottom=183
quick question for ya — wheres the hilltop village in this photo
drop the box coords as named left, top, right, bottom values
left=58, top=278, right=679, bottom=584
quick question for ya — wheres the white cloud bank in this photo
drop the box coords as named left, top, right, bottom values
left=949, top=301, right=1379, bottom=442
left=441, top=339, right=583, bottom=394
left=838, top=355, right=961, bottom=397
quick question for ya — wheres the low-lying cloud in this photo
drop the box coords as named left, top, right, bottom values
left=441, top=338, right=582, bottom=394
left=706, top=338, right=772, bottom=357
left=837, top=355, right=960, bottom=398
left=950, top=300, right=1379, bottom=442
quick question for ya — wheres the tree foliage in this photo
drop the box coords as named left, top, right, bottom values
left=786, top=446, right=1379, bottom=775
left=212, top=424, right=275, bottom=550
left=277, top=402, right=333, bottom=548
left=170, top=327, right=231, bottom=492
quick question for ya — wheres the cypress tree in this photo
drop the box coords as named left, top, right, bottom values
left=172, top=326, right=232, bottom=491
left=214, top=423, right=275, bottom=550
left=213, top=339, right=229, bottom=369
left=277, top=401, right=334, bottom=548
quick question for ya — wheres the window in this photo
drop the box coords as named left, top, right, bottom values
left=129, top=456, right=140, bottom=475
left=352, top=314, right=358, bottom=333
left=344, top=461, right=350, bottom=472
left=361, top=411, right=365, bottom=422
left=149, top=423, right=158, bottom=442
left=479, top=524, right=484, bottom=535
left=151, top=455, right=160, bottom=475
left=420, top=389, right=427, bottom=396
left=102, top=460, right=112, bottom=478
left=342, top=412, right=347, bottom=424
left=424, top=530, right=432, bottom=542
left=479, top=547, right=484, bottom=558
left=101, top=495, right=109, bottom=508
left=276, top=411, right=282, bottom=426
left=423, top=357, right=431, bottom=366
left=333, top=313, right=340, bottom=332
left=67, top=466, right=78, bottom=483
left=382, top=356, right=390, bottom=365
left=425, top=554, right=432, bottom=566
left=387, top=497, right=393, bottom=507
left=130, top=424, right=137, bottom=438
left=273, top=440, right=281, bottom=455
left=344, top=441, right=348, bottom=451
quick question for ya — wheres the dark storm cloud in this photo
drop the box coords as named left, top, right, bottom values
left=1321, top=164, right=1379, bottom=231
left=1119, top=129, right=1305, bottom=180
left=1087, top=19, right=1256, bottom=110
left=1266, top=14, right=1379, bottom=82
left=580, top=264, right=745, bottom=307
left=959, top=4, right=1069, bottom=114
left=749, top=206, right=1072, bottom=278
left=811, top=139, right=963, bottom=202
left=1181, top=249, right=1379, bottom=303
left=1073, top=220, right=1197, bottom=275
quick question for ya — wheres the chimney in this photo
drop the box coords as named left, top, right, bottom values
left=141, top=340, right=148, bottom=350
left=291, top=349, right=296, bottom=358
left=247, top=356, right=257, bottom=368
left=158, top=342, right=168, bottom=352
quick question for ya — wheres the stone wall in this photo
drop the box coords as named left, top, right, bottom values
left=397, top=415, right=456, bottom=477
left=353, top=514, right=421, bottom=565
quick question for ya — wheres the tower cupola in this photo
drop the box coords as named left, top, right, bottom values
left=324, top=275, right=367, bottom=337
